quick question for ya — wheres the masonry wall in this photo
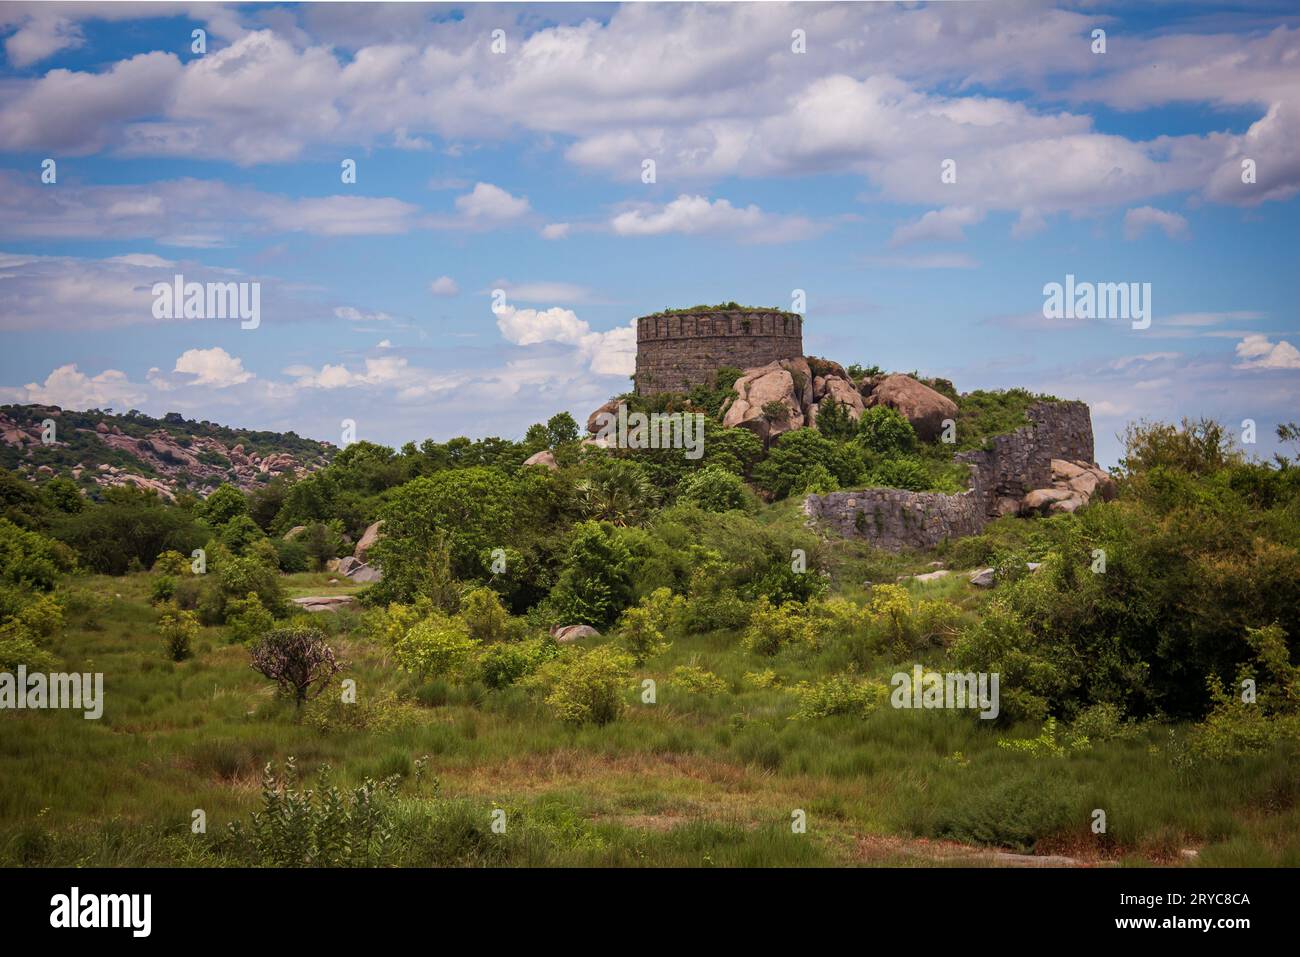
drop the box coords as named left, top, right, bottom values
left=803, top=400, right=1095, bottom=550
left=635, top=310, right=803, bottom=395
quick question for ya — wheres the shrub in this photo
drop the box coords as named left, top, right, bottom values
left=533, top=645, right=635, bottom=726
left=461, top=586, right=509, bottom=643
left=0, top=519, right=75, bottom=591
left=227, top=759, right=398, bottom=866
left=150, top=575, right=176, bottom=605
left=790, top=675, right=887, bottom=719
left=393, top=614, right=479, bottom=681
left=152, top=550, right=190, bottom=576
left=159, top=609, right=199, bottom=661
left=867, top=456, right=929, bottom=491
left=753, top=429, right=863, bottom=500
left=226, top=592, right=276, bottom=645
left=934, top=774, right=1080, bottom=851
left=680, top=466, right=749, bottom=512
left=742, top=598, right=818, bottom=656
left=478, top=637, right=558, bottom=690
left=856, top=406, right=916, bottom=455
left=249, top=626, right=342, bottom=707
left=670, top=664, right=728, bottom=695
left=547, top=521, right=637, bottom=627
left=617, top=604, right=670, bottom=664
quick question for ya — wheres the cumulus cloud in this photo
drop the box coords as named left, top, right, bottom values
left=1123, top=206, right=1190, bottom=241
left=454, top=182, right=531, bottom=221
left=429, top=276, right=459, bottom=297
left=1234, top=335, right=1300, bottom=370
left=890, top=206, right=983, bottom=246
left=495, top=304, right=635, bottom=377
left=0, top=364, right=145, bottom=409
left=1, top=9, right=1296, bottom=216
left=173, top=347, right=253, bottom=387
left=609, top=195, right=820, bottom=242
left=540, top=223, right=570, bottom=240
left=3, top=13, right=85, bottom=68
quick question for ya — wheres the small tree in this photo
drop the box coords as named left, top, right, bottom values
left=160, top=609, right=199, bottom=661
left=249, top=626, right=342, bottom=707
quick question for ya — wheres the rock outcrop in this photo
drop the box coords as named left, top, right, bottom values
left=354, top=521, right=384, bottom=562
left=522, top=450, right=559, bottom=471
left=861, top=374, right=958, bottom=442
left=551, top=624, right=601, bottom=644
left=1018, top=460, right=1115, bottom=515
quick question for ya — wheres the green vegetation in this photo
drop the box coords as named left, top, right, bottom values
left=1, top=416, right=1297, bottom=868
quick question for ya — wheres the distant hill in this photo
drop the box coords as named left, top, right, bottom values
left=0, top=404, right=334, bottom=500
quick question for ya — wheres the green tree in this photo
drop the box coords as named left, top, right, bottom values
left=546, top=412, right=580, bottom=447
left=201, top=483, right=248, bottom=526
left=548, top=521, right=637, bottom=626
left=856, top=406, right=917, bottom=455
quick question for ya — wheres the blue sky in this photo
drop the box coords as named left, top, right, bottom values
left=1, top=1, right=1297, bottom=466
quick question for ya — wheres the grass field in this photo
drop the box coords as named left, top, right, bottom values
left=2, top=558, right=1297, bottom=869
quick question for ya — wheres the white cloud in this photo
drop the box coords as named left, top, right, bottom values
left=890, top=206, right=983, bottom=246
left=334, top=306, right=394, bottom=323
left=173, top=347, right=253, bottom=387
left=284, top=356, right=412, bottom=389
left=494, top=304, right=635, bottom=377
left=1, top=364, right=145, bottom=410
left=1123, top=206, right=1190, bottom=241
left=610, top=194, right=819, bottom=242
left=454, top=182, right=530, bottom=221
left=494, top=280, right=594, bottom=304
left=1234, top=335, right=1300, bottom=370
left=541, top=223, right=570, bottom=240
left=3, top=14, right=85, bottom=68
left=429, top=276, right=459, bottom=297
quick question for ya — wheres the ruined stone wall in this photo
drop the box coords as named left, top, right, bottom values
left=802, top=482, right=986, bottom=551
left=804, top=400, right=1096, bottom=550
left=635, top=310, right=803, bottom=395
left=955, top=401, right=1094, bottom=513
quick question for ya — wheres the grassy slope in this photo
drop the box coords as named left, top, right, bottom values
left=1, top=539, right=1297, bottom=867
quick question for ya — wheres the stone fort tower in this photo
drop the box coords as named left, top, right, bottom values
left=634, top=306, right=804, bottom=395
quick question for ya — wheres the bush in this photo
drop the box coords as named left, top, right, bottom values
left=227, top=759, right=398, bottom=866
left=856, top=406, right=916, bottom=455
left=249, top=626, right=342, bottom=707
left=670, top=664, right=728, bottom=695
left=393, top=614, right=479, bottom=681
left=680, top=466, right=749, bottom=512
left=461, top=586, right=509, bottom=643
left=478, top=637, right=558, bottom=690
left=150, top=575, right=176, bottom=605
left=527, top=645, right=635, bottom=726
left=152, top=550, right=190, bottom=576
left=790, top=675, right=887, bottom=719
left=0, top=519, right=75, bottom=591
left=159, top=609, right=199, bottom=661
left=753, top=430, right=863, bottom=500
left=743, top=598, right=819, bottom=656
left=934, top=774, right=1081, bottom=851
left=225, top=592, right=276, bottom=645
left=546, top=521, right=637, bottom=627
left=617, top=604, right=670, bottom=664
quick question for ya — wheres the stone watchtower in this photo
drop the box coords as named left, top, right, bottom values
left=633, top=306, right=804, bottom=396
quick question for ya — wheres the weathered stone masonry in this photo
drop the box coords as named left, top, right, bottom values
left=635, top=310, right=803, bottom=396
left=804, top=400, right=1095, bottom=550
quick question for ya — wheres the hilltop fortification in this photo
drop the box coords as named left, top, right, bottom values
left=634, top=305, right=803, bottom=395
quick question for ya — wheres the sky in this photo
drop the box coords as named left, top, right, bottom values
left=0, top=1, right=1297, bottom=467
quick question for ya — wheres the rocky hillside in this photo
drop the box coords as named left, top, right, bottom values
left=0, top=404, right=334, bottom=500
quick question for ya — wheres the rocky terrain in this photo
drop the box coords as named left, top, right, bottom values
left=1, top=404, right=333, bottom=500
